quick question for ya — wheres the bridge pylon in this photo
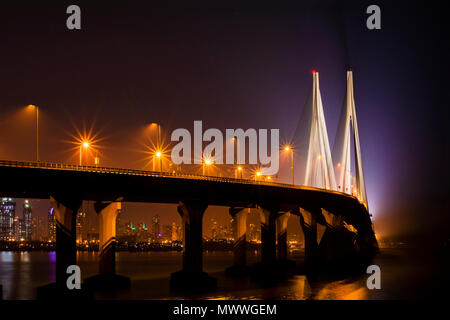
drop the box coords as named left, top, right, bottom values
left=332, top=70, right=368, bottom=206
left=304, top=71, right=337, bottom=190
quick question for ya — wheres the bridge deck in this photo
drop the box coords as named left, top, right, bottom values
left=0, top=160, right=370, bottom=229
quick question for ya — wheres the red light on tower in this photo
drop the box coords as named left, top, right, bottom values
left=311, top=69, right=316, bottom=74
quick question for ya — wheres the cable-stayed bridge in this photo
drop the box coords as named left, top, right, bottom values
left=0, top=70, right=377, bottom=297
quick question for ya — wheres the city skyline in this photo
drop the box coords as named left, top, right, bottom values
left=2, top=198, right=306, bottom=243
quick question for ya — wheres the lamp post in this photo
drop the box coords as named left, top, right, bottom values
left=94, top=152, right=100, bottom=167
left=149, top=123, right=161, bottom=147
left=80, top=141, right=89, bottom=166
left=284, top=146, right=294, bottom=185
left=156, top=151, right=162, bottom=173
left=237, top=166, right=243, bottom=179
left=36, top=106, right=39, bottom=162
left=27, top=105, right=39, bottom=161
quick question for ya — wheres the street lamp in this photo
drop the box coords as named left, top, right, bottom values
left=27, top=105, right=39, bottom=162
left=255, top=170, right=261, bottom=182
left=284, top=145, right=294, bottom=185
left=80, top=141, right=89, bottom=165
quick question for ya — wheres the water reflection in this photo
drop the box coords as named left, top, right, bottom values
left=0, top=248, right=442, bottom=299
left=0, top=251, right=14, bottom=262
left=313, top=279, right=369, bottom=300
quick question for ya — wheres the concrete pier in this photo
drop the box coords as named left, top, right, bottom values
left=170, top=200, right=217, bottom=291
left=37, top=196, right=87, bottom=299
left=319, top=209, right=358, bottom=265
left=226, top=207, right=250, bottom=277
left=276, top=212, right=291, bottom=261
left=258, top=205, right=278, bottom=265
left=299, top=208, right=319, bottom=267
left=84, top=201, right=130, bottom=291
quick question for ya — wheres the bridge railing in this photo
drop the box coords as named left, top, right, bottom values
left=0, top=159, right=360, bottom=201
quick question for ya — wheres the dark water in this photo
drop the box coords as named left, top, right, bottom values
left=0, top=248, right=447, bottom=300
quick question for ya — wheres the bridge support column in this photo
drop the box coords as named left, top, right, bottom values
left=319, top=210, right=358, bottom=266
left=37, top=196, right=87, bottom=299
left=299, top=208, right=319, bottom=268
left=275, top=211, right=296, bottom=273
left=259, top=206, right=277, bottom=265
left=84, top=201, right=130, bottom=291
left=170, top=200, right=217, bottom=292
left=251, top=204, right=284, bottom=283
left=276, top=212, right=290, bottom=261
left=226, top=207, right=250, bottom=277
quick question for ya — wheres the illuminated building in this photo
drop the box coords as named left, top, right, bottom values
left=0, top=198, right=16, bottom=241
left=152, top=215, right=160, bottom=241
left=248, top=223, right=261, bottom=242
left=137, top=222, right=149, bottom=242
left=47, top=207, right=56, bottom=242
left=76, top=210, right=87, bottom=242
left=210, top=218, right=218, bottom=240
left=32, top=217, right=41, bottom=241
left=116, top=208, right=124, bottom=236
left=23, top=200, right=32, bottom=241
left=125, top=221, right=137, bottom=242
left=13, top=216, right=21, bottom=241
left=171, top=222, right=180, bottom=241
left=162, top=224, right=172, bottom=241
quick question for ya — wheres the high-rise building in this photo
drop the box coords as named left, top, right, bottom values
left=210, top=218, right=218, bottom=240
left=13, top=216, right=21, bottom=241
left=152, top=215, right=160, bottom=241
left=116, top=208, right=124, bottom=236
left=0, top=198, right=16, bottom=241
left=162, top=224, right=172, bottom=241
left=23, top=200, right=33, bottom=241
left=171, top=222, right=178, bottom=241
left=125, top=221, right=136, bottom=236
left=33, top=217, right=41, bottom=241
left=248, top=223, right=260, bottom=242
left=177, top=224, right=183, bottom=242
left=136, top=222, right=149, bottom=242
left=76, top=211, right=87, bottom=242
left=48, top=207, right=56, bottom=242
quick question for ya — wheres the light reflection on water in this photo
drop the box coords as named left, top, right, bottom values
left=313, top=279, right=368, bottom=300
left=0, top=248, right=442, bottom=300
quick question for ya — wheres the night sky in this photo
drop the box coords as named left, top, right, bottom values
left=0, top=1, right=446, bottom=241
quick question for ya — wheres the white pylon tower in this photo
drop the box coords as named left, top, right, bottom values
left=333, top=70, right=368, bottom=206
left=304, top=71, right=337, bottom=190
